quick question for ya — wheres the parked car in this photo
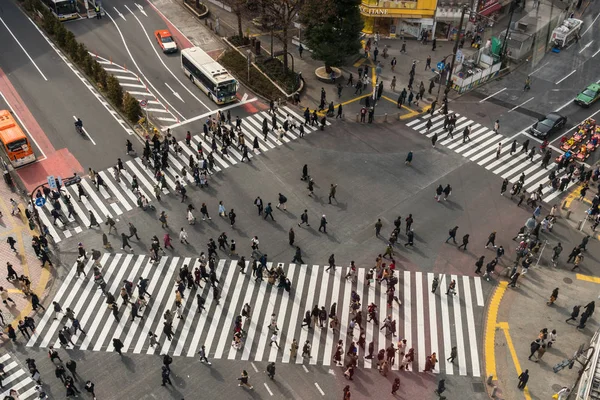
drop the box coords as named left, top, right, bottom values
left=528, top=112, right=567, bottom=139
left=575, top=83, right=600, bottom=107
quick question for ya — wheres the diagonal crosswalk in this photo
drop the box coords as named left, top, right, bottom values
left=406, top=111, right=578, bottom=204
left=0, top=353, right=40, bottom=400
left=36, top=106, right=326, bottom=243
left=27, top=254, right=485, bottom=376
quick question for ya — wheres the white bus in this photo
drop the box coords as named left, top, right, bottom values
left=181, top=47, right=238, bottom=105
left=41, top=0, right=79, bottom=21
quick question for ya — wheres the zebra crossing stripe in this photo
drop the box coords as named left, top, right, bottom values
left=427, top=273, right=439, bottom=373
left=463, top=275, right=481, bottom=377
left=363, top=272, right=374, bottom=370
left=214, top=260, right=245, bottom=359
left=451, top=274, right=467, bottom=376
left=147, top=258, right=182, bottom=355
left=280, top=263, right=305, bottom=364
left=416, top=272, right=426, bottom=372
left=403, top=271, right=412, bottom=367
left=242, top=263, right=271, bottom=362
left=337, top=267, right=352, bottom=367
left=81, top=254, right=123, bottom=351
left=310, top=264, right=331, bottom=365
left=439, top=274, right=453, bottom=375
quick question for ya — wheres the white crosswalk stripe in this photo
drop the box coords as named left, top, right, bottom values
left=27, top=255, right=484, bottom=376
left=35, top=107, right=323, bottom=243
left=407, top=110, right=579, bottom=204
left=0, top=353, right=40, bottom=400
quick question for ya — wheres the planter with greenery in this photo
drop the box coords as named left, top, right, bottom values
left=228, top=35, right=251, bottom=47
left=183, top=0, right=209, bottom=18
left=255, top=56, right=299, bottom=94
left=219, top=50, right=287, bottom=101
left=18, top=0, right=142, bottom=124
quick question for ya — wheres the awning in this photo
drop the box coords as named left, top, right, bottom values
left=479, top=2, right=502, bottom=16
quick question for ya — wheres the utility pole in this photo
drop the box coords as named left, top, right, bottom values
left=501, top=0, right=518, bottom=60
left=445, top=5, right=468, bottom=95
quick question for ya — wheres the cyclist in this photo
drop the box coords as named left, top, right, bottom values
left=74, top=118, right=83, bottom=133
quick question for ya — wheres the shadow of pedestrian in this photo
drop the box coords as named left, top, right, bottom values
left=120, top=354, right=136, bottom=373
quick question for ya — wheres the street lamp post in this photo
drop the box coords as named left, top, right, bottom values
left=445, top=5, right=468, bottom=95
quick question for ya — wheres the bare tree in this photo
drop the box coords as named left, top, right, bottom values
left=264, top=0, right=304, bottom=70
left=224, top=0, right=246, bottom=38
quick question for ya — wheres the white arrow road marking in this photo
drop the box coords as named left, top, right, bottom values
left=579, top=40, right=593, bottom=54
left=135, top=3, right=148, bottom=16
left=113, top=7, right=126, bottom=21
left=165, top=83, right=184, bottom=102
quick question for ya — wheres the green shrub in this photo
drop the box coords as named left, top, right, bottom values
left=106, top=75, right=124, bottom=109
left=123, top=93, right=143, bottom=123
left=96, top=66, right=108, bottom=90
left=75, top=43, right=88, bottom=65
left=83, top=55, right=94, bottom=76
left=65, top=32, right=78, bottom=58
left=55, top=25, right=67, bottom=47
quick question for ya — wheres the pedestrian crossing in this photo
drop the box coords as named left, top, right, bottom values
left=36, top=105, right=325, bottom=243
left=406, top=111, right=577, bottom=204
left=27, top=254, right=485, bottom=376
left=93, top=54, right=180, bottom=125
left=0, top=353, right=40, bottom=400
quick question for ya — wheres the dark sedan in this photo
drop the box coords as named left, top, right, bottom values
left=528, top=112, right=567, bottom=140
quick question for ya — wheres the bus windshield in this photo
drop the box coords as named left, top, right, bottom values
left=217, top=81, right=237, bottom=96
left=55, top=0, right=77, bottom=15
left=6, top=138, right=27, bottom=153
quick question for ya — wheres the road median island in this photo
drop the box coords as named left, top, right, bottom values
left=219, top=48, right=285, bottom=101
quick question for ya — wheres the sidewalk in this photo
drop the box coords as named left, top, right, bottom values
left=490, top=267, right=596, bottom=400
left=0, top=181, right=51, bottom=342
left=487, top=180, right=599, bottom=400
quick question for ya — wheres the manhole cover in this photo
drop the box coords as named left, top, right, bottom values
left=552, top=384, right=563, bottom=392
left=564, top=277, right=573, bottom=284
left=472, top=382, right=485, bottom=393
left=476, top=112, right=486, bottom=118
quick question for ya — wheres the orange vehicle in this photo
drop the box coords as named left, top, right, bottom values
left=0, top=110, right=35, bottom=167
left=154, top=29, right=178, bottom=53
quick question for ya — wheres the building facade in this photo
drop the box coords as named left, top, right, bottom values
left=360, top=0, right=505, bottom=40
left=359, top=0, right=437, bottom=39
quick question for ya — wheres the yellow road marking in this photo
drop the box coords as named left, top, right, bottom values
left=564, top=183, right=586, bottom=208
left=496, top=322, right=532, bottom=400
left=313, top=93, right=372, bottom=117
left=576, top=274, right=600, bottom=283
left=353, top=58, right=367, bottom=68
left=484, top=280, right=507, bottom=380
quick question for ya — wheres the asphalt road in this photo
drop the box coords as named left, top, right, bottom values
left=0, top=0, right=134, bottom=175
left=461, top=0, right=600, bottom=163
left=66, top=0, right=237, bottom=124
